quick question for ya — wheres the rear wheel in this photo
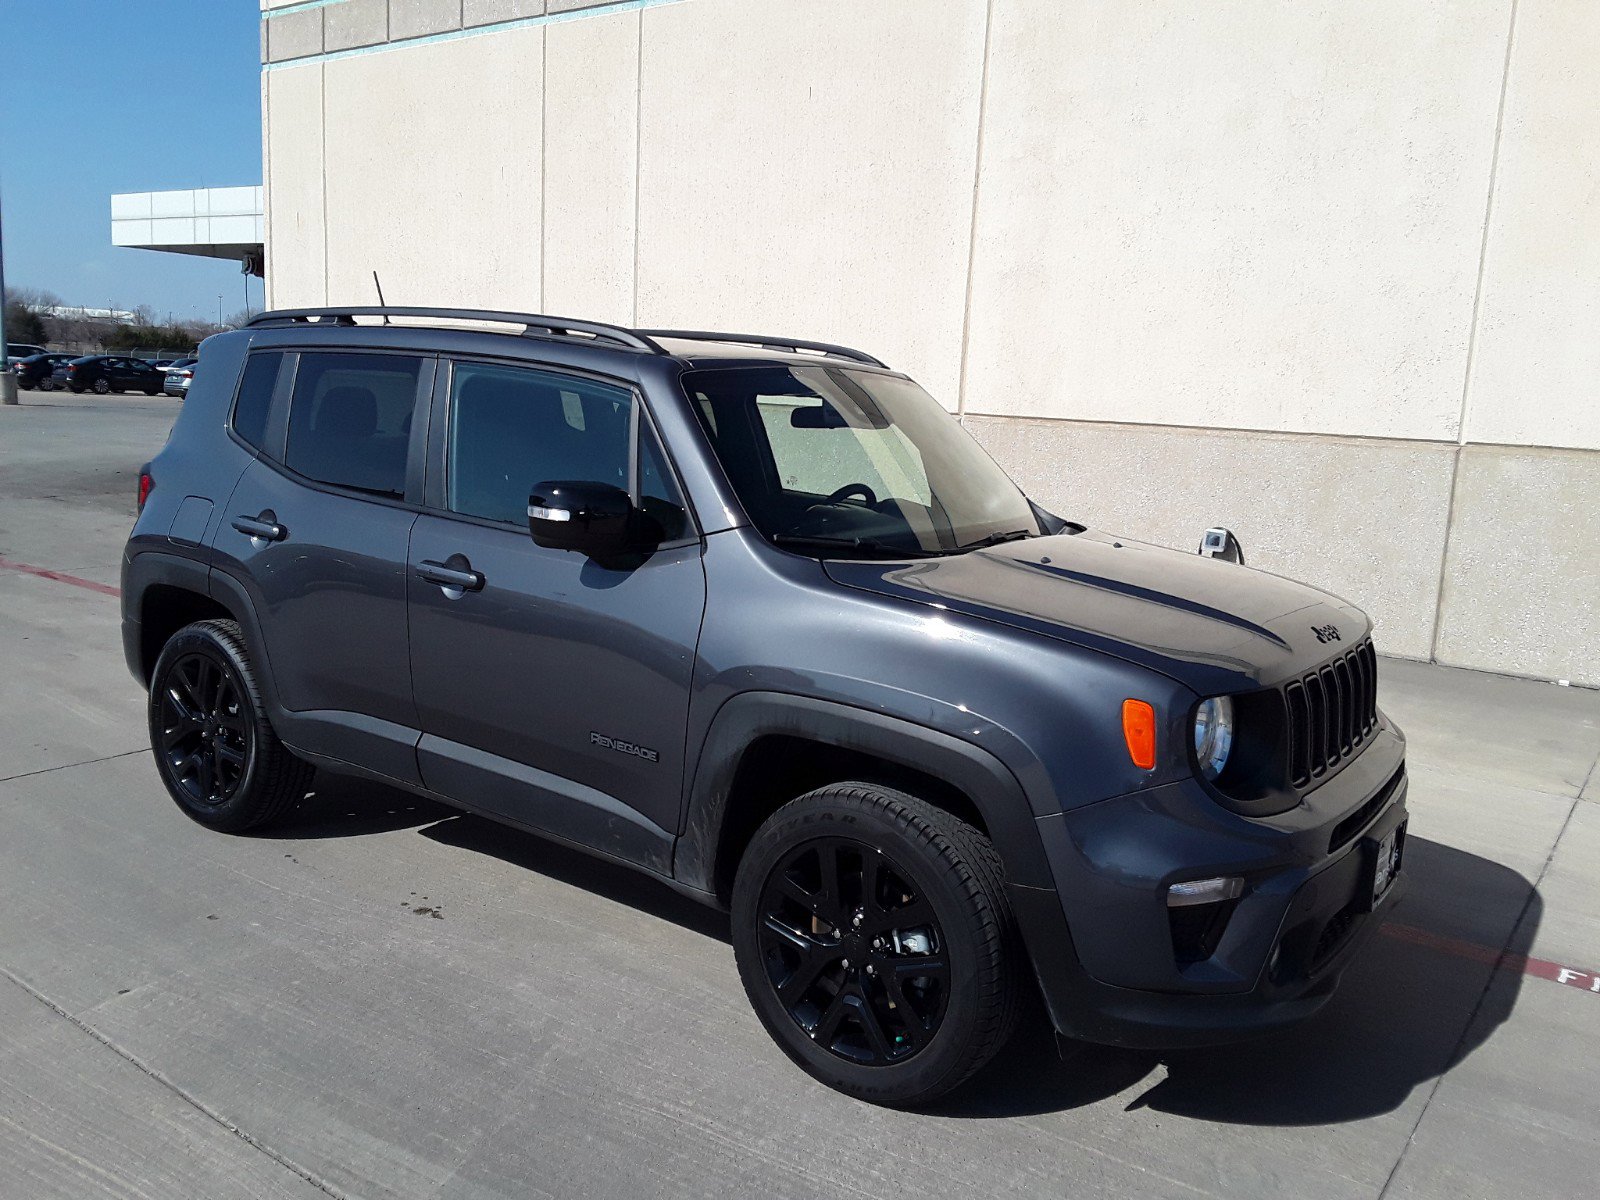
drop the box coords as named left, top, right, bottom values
left=148, top=619, right=312, bottom=833
left=731, top=783, right=1022, bottom=1106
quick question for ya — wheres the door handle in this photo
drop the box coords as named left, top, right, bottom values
left=232, top=514, right=287, bottom=542
left=417, top=559, right=485, bottom=592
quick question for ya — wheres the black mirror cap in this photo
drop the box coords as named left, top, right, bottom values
left=1198, top=526, right=1245, bottom=565
left=528, top=480, right=635, bottom=558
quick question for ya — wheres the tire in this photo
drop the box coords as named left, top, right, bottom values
left=731, top=783, right=1023, bottom=1107
left=148, top=619, right=313, bottom=833
left=37, top=377, right=53, bottom=392
left=93, top=378, right=110, bottom=395
left=144, top=387, right=161, bottom=396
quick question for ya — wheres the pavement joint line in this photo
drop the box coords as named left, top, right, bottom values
left=0, top=554, right=121, bottom=597
left=1579, top=749, right=1599, bottom=804
left=1375, top=790, right=1582, bottom=1200
left=0, top=748, right=148, bottom=786
left=0, top=966, right=353, bottom=1200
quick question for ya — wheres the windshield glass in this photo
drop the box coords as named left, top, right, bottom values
left=683, top=365, right=1040, bottom=557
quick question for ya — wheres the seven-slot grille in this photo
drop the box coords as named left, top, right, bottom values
left=1283, top=640, right=1378, bottom=787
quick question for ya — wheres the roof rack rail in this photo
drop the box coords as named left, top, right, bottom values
left=636, top=329, right=887, bottom=368
left=244, top=307, right=666, bottom=355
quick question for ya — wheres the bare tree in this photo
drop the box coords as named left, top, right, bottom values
left=5, top=285, right=64, bottom=310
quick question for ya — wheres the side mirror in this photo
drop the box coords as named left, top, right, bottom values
left=1198, top=526, right=1245, bottom=565
left=528, top=480, right=635, bottom=559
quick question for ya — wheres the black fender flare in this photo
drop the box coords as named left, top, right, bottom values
left=674, top=691, right=1054, bottom=894
left=205, top=564, right=285, bottom=716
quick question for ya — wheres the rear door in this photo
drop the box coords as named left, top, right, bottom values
left=406, top=357, right=706, bottom=871
left=213, top=347, right=434, bottom=785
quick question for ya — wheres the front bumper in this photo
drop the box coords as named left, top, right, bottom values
left=1021, top=722, right=1408, bottom=1048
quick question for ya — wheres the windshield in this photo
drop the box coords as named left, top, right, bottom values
left=683, top=365, right=1041, bottom=558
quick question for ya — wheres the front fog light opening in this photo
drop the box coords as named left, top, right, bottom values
left=1193, top=695, right=1235, bottom=781
left=1167, top=876, right=1245, bottom=964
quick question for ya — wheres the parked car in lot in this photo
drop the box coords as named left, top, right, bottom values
left=10, top=352, right=78, bottom=390
left=162, top=357, right=200, bottom=396
left=124, top=306, right=1408, bottom=1106
left=59, top=355, right=164, bottom=395
left=6, top=342, right=47, bottom=362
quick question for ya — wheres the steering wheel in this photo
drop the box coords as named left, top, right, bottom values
left=819, top=483, right=877, bottom=507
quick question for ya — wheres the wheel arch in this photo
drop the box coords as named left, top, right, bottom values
left=676, top=692, right=1054, bottom=903
left=124, top=553, right=281, bottom=717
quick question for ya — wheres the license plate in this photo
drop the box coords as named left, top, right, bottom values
left=1368, top=822, right=1405, bottom=909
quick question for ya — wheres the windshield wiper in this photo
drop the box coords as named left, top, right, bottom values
left=771, top=534, right=944, bottom=559
left=958, top=528, right=1035, bottom=551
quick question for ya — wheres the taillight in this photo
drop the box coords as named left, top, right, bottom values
left=137, top=471, right=154, bottom=513
left=67, top=364, right=77, bottom=374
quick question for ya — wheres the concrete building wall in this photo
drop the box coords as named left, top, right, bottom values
left=259, top=0, right=1600, bottom=685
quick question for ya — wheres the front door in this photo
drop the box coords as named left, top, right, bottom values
left=407, top=358, right=706, bottom=874
left=214, top=348, right=433, bottom=785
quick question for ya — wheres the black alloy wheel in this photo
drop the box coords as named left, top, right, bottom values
left=732, top=784, right=1022, bottom=1106
left=157, top=651, right=252, bottom=807
left=758, top=837, right=950, bottom=1065
left=147, top=619, right=313, bottom=832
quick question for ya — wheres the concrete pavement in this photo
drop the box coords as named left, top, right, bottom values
left=2, top=393, right=1597, bottom=1199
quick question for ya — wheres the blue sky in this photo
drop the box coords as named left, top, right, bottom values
left=1, top=0, right=263, bottom=321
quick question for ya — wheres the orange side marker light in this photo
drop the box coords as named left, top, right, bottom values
left=1122, top=699, right=1157, bottom=770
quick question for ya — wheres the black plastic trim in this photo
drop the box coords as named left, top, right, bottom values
left=675, top=691, right=1055, bottom=894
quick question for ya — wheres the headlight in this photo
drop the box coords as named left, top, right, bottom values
left=1194, top=696, right=1234, bottom=780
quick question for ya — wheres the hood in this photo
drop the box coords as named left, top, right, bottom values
left=823, top=530, right=1370, bottom=696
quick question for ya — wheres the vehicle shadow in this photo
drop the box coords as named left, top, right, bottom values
left=417, top=810, right=733, bottom=943
left=940, top=835, right=1538, bottom=1123
left=257, top=772, right=456, bottom=839
left=265, top=774, right=731, bottom=939
left=268, top=786, right=1536, bottom=1128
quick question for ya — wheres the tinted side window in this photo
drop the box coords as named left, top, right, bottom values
left=638, top=424, right=690, bottom=542
left=447, top=362, right=631, bottom=525
left=285, top=352, right=421, bottom=497
left=232, top=352, right=283, bottom=452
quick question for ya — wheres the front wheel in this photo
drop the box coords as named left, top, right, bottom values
left=731, top=783, right=1022, bottom=1106
left=148, top=619, right=313, bottom=833
left=37, top=377, right=53, bottom=391
left=93, top=378, right=110, bottom=395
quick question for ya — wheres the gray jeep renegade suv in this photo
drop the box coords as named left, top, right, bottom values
left=124, top=307, right=1408, bottom=1105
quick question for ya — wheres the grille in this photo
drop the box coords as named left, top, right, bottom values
left=1284, top=640, right=1378, bottom=788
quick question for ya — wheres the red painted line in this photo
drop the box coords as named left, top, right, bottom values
left=1381, top=920, right=1600, bottom=995
left=0, top=555, right=121, bottom=597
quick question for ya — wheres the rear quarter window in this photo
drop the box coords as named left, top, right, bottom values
left=231, top=352, right=284, bottom=452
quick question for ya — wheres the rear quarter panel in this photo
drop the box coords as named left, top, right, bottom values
left=122, top=331, right=256, bottom=624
